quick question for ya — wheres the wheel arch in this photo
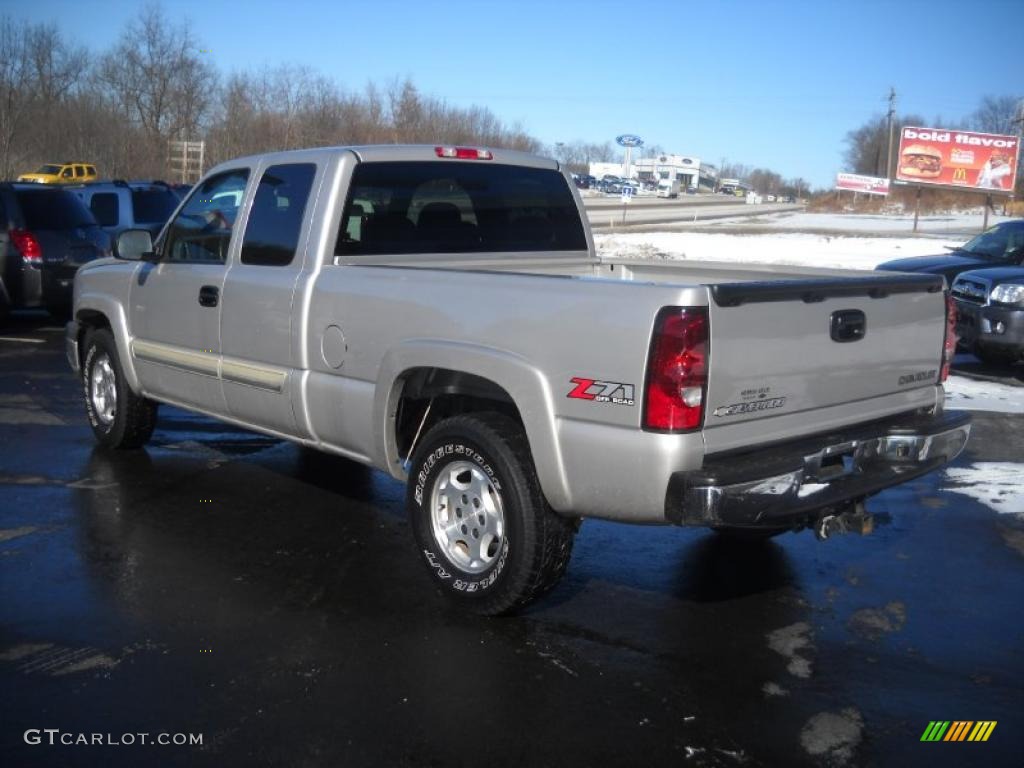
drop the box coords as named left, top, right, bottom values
left=75, top=295, right=140, bottom=392
left=375, top=340, right=572, bottom=511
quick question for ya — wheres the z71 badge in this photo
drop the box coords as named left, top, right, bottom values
left=713, top=397, right=787, bottom=417
left=567, top=377, right=635, bottom=406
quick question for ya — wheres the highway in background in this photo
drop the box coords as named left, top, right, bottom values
left=582, top=193, right=802, bottom=229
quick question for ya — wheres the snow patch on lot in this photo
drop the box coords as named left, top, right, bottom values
left=713, top=210, right=1011, bottom=234
left=943, top=376, right=1024, bottom=414
left=596, top=231, right=961, bottom=271
left=944, top=463, right=1024, bottom=519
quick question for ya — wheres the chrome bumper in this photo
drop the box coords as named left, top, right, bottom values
left=65, top=320, right=80, bottom=373
left=666, top=411, right=971, bottom=528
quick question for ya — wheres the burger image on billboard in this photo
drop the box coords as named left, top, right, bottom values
left=900, top=144, right=943, bottom=179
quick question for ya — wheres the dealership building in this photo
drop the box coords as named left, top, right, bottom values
left=633, top=155, right=718, bottom=190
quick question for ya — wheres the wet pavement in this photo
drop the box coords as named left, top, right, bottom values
left=1, top=312, right=1022, bottom=767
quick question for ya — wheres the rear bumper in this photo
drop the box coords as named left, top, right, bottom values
left=666, top=410, right=971, bottom=528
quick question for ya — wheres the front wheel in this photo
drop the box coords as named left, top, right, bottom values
left=407, top=412, right=576, bottom=615
left=82, top=328, right=157, bottom=448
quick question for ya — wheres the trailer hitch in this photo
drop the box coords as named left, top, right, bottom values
left=814, top=501, right=874, bottom=541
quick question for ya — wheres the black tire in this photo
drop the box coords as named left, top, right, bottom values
left=407, top=412, right=575, bottom=615
left=82, top=328, right=157, bottom=449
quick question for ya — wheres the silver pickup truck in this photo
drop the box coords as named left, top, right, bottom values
left=66, top=145, right=970, bottom=614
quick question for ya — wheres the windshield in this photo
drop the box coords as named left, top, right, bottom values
left=958, top=222, right=1024, bottom=260
left=16, top=189, right=96, bottom=230
left=35, top=164, right=62, bottom=174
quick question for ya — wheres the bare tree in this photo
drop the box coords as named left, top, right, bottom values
left=0, top=17, right=32, bottom=179
left=96, top=3, right=216, bottom=175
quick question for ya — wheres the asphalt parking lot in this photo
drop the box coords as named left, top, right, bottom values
left=1, top=312, right=1022, bottom=767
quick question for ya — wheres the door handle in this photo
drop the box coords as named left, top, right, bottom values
left=198, top=285, right=219, bottom=307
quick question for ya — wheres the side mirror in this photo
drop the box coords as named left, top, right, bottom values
left=115, top=229, right=156, bottom=262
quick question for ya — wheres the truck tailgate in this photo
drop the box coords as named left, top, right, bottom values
left=703, top=274, right=946, bottom=440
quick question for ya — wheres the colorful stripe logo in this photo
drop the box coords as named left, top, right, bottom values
left=920, top=721, right=997, bottom=742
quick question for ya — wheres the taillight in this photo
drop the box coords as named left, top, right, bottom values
left=643, top=307, right=709, bottom=431
left=10, top=229, right=42, bottom=264
left=435, top=146, right=493, bottom=160
left=940, top=292, right=956, bottom=383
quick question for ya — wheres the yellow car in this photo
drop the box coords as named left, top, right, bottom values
left=18, top=162, right=98, bottom=184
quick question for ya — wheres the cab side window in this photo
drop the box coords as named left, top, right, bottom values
left=61, top=167, right=73, bottom=179
left=162, top=169, right=250, bottom=264
left=240, top=163, right=316, bottom=267
left=89, top=193, right=120, bottom=227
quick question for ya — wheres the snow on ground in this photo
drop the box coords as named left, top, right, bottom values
left=705, top=210, right=1011, bottom=234
left=944, top=463, right=1024, bottom=519
left=596, top=231, right=960, bottom=270
left=943, top=376, right=1024, bottom=414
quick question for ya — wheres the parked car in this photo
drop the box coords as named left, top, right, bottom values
left=72, top=180, right=182, bottom=239
left=876, top=219, right=1024, bottom=284
left=17, top=162, right=98, bottom=185
left=0, top=183, right=109, bottom=320
left=67, top=144, right=969, bottom=614
left=574, top=174, right=594, bottom=190
left=951, top=266, right=1024, bottom=365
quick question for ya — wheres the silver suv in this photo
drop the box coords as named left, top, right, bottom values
left=72, top=181, right=182, bottom=240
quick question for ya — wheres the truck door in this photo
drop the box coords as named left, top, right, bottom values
left=128, top=168, right=250, bottom=413
left=220, top=162, right=320, bottom=436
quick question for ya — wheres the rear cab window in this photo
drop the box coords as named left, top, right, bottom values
left=335, top=162, right=586, bottom=257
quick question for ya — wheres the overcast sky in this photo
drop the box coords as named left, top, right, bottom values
left=9, top=0, right=1023, bottom=187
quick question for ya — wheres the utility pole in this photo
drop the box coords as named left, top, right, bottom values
left=1012, top=99, right=1024, bottom=197
left=885, top=87, right=896, bottom=180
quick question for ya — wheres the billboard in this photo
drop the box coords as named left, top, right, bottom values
left=836, top=173, right=890, bottom=195
left=896, top=127, right=1019, bottom=194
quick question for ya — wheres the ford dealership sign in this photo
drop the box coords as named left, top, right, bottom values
left=616, top=134, right=643, bottom=148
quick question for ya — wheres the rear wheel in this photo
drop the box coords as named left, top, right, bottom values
left=407, top=412, right=576, bottom=615
left=82, top=328, right=157, bottom=448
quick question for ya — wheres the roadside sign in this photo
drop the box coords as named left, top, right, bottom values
left=616, top=135, right=643, bottom=148
left=621, top=186, right=634, bottom=203
left=895, top=126, right=1019, bottom=195
left=835, top=173, right=890, bottom=196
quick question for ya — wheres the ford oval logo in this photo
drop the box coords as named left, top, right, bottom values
left=616, top=134, right=643, bottom=148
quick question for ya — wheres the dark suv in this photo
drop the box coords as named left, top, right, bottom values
left=952, top=266, right=1024, bottom=365
left=876, top=219, right=1024, bottom=283
left=72, top=180, right=182, bottom=239
left=0, top=183, right=110, bottom=320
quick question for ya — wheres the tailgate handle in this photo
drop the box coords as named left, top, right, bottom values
left=830, top=309, right=865, bottom=342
